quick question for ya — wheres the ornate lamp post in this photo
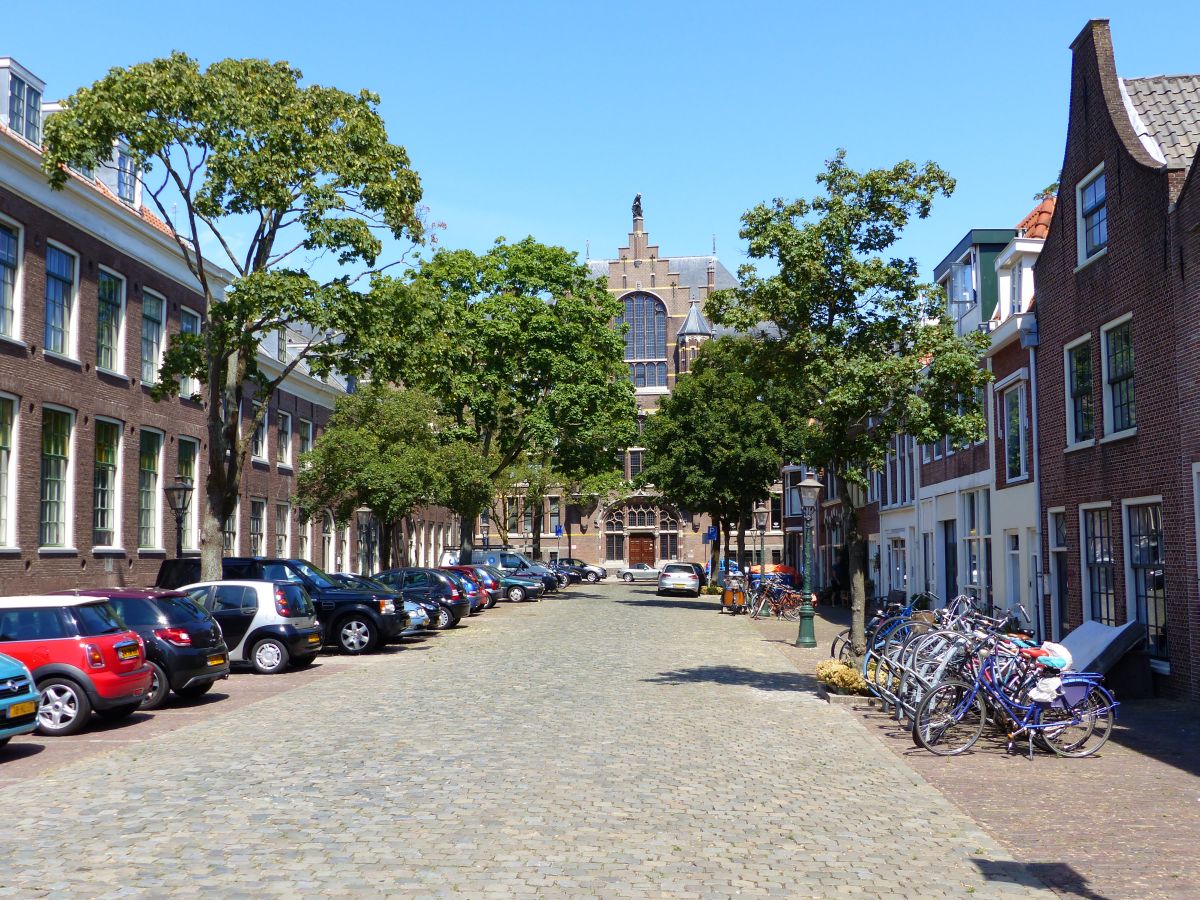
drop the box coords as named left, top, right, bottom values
left=755, top=500, right=768, bottom=586
left=163, top=478, right=194, bottom=559
left=795, top=472, right=823, bottom=648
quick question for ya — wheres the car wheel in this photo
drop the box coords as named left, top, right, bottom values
left=585, top=572, right=599, bottom=584
left=36, top=678, right=92, bottom=736
left=140, top=661, right=171, bottom=710
left=174, top=682, right=214, bottom=700
left=486, top=596, right=498, bottom=609
left=0, top=736, right=10, bottom=747
left=97, top=703, right=141, bottom=722
left=435, top=606, right=453, bottom=629
left=337, top=616, right=378, bottom=655
left=251, top=637, right=290, bottom=674
left=622, top=573, right=634, bottom=583
left=507, top=585, right=526, bottom=602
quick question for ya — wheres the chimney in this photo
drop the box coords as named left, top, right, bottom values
left=706, top=257, right=716, bottom=290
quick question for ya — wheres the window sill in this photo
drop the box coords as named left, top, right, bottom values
left=1099, top=427, right=1137, bottom=445
left=1073, top=246, right=1108, bottom=274
left=1005, top=474, right=1030, bottom=485
left=91, top=546, right=127, bottom=556
left=277, top=463, right=294, bottom=473
left=0, top=334, right=28, bottom=350
left=137, top=547, right=167, bottom=557
left=0, top=546, right=22, bottom=555
left=43, top=350, right=82, bottom=368
left=38, top=547, right=80, bottom=556
left=1064, top=440, right=1095, bottom=454
left=96, top=367, right=130, bottom=383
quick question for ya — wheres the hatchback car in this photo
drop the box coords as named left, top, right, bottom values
left=478, top=565, right=544, bottom=603
left=0, top=595, right=152, bottom=736
left=440, top=568, right=487, bottom=614
left=180, top=581, right=321, bottom=674
left=373, top=568, right=472, bottom=629
left=560, top=558, right=607, bottom=584
left=618, top=563, right=661, bottom=583
left=658, top=563, right=701, bottom=597
left=0, top=652, right=39, bottom=747
left=66, top=589, right=230, bottom=709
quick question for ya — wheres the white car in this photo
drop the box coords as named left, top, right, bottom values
left=618, top=563, right=661, bottom=583
left=180, top=581, right=322, bottom=674
left=657, top=563, right=701, bottom=597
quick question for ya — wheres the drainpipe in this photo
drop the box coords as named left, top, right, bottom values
left=1025, top=319, right=1045, bottom=642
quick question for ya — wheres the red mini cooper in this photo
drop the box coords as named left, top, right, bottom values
left=0, top=595, right=152, bottom=736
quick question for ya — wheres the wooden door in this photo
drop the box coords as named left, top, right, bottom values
left=628, top=534, right=656, bottom=567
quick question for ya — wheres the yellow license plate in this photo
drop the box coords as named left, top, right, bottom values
left=207, top=653, right=227, bottom=667
left=307, top=633, right=320, bottom=644
left=7, top=700, right=36, bottom=718
left=117, top=646, right=140, bottom=660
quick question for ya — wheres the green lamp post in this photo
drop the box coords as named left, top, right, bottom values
left=795, top=472, right=823, bottom=648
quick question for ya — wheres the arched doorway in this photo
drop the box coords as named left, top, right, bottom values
left=602, top=499, right=683, bottom=566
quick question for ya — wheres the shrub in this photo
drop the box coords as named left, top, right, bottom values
left=815, top=660, right=869, bottom=695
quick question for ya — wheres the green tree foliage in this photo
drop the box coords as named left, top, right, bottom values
left=372, top=237, right=637, bottom=554
left=709, top=152, right=990, bottom=657
left=640, top=337, right=783, bottom=575
left=42, top=54, right=424, bottom=579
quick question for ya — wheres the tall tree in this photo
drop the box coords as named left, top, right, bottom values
left=709, top=151, right=989, bottom=659
left=639, top=336, right=783, bottom=580
left=372, top=237, right=637, bottom=555
left=42, top=54, right=424, bottom=579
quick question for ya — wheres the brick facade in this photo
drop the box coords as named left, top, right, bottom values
left=1034, top=20, right=1196, bottom=698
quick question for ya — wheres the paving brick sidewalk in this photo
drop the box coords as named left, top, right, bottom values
left=750, top=604, right=1200, bottom=900
left=0, top=586, right=1050, bottom=898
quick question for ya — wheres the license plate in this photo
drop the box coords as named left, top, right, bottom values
left=7, top=700, right=36, bottom=718
left=306, top=633, right=320, bottom=645
left=117, top=645, right=140, bottom=661
left=207, top=653, right=227, bottom=667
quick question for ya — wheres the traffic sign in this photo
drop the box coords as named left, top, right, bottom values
left=554, top=525, right=563, bottom=537
left=705, top=526, right=718, bottom=541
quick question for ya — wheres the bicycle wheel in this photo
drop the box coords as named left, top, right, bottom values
left=780, top=601, right=802, bottom=622
left=830, top=629, right=849, bottom=660
left=911, top=680, right=987, bottom=756
left=1036, top=685, right=1115, bottom=758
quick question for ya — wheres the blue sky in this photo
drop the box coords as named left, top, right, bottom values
left=8, top=1, right=1199, bottom=280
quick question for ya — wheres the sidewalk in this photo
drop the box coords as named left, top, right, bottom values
left=748, top=604, right=1200, bottom=899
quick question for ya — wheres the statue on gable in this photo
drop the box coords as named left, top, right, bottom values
left=632, top=193, right=643, bottom=219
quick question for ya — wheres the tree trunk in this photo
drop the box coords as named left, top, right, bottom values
left=721, top=519, right=732, bottom=582
left=379, top=520, right=393, bottom=572
left=531, top=505, right=544, bottom=561
left=458, top=515, right=473, bottom=561
left=200, top=505, right=224, bottom=581
left=847, top=508, right=868, bottom=662
left=736, top=512, right=748, bottom=576
left=709, top=521, right=720, bottom=589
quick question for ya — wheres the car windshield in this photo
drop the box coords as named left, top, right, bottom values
left=663, top=564, right=693, bottom=574
left=289, top=560, right=337, bottom=588
left=73, top=602, right=125, bottom=637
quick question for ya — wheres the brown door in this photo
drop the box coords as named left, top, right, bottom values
left=628, top=534, right=656, bottom=567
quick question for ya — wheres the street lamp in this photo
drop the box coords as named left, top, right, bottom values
left=754, top=501, right=768, bottom=588
left=163, top=477, right=194, bottom=559
left=795, top=472, right=823, bottom=648
left=355, top=508, right=372, bottom=574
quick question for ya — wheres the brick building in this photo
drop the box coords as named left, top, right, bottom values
left=0, top=57, right=367, bottom=593
left=1034, top=20, right=1200, bottom=698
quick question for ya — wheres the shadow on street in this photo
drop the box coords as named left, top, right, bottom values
left=971, top=858, right=1110, bottom=900
left=643, top=664, right=820, bottom=693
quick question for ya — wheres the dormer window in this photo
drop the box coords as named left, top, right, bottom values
left=8, top=74, right=41, bottom=144
left=1076, top=166, right=1107, bottom=264
left=945, top=260, right=974, bottom=318
left=116, top=151, right=138, bottom=204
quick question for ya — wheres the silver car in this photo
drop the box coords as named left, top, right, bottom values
left=618, top=563, right=660, bottom=583
left=657, top=563, right=701, bottom=597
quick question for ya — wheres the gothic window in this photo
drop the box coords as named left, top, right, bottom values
left=619, top=292, right=667, bottom=363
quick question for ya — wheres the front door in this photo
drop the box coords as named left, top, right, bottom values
left=628, top=534, right=655, bottom=567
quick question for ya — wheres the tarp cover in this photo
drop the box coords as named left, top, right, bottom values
left=1060, top=620, right=1144, bottom=674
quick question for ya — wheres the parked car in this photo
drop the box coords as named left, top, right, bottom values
left=685, top=562, right=708, bottom=588
left=179, top=581, right=321, bottom=674
left=560, top=558, right=608, bottom=584
left=0, top=595, right=152, bottom=736
left=618, top=563, right=661, bottom=583
left=465, top=550, right=559, bottom=593
left=442, top=566, right=498, bottom=609
left=657, top=563, right=701, bottom=597
left=477, top=565, right=545, bottom=603
left=372, top=568, right=472, bottom=629
left=330, top=573, right=433, bottom=632
left=0, top=652, right=39, bottom=747
left=65, top=589, right=230, bottom=709
left=547, top=561, right=582, bottom=586
left=157, top=557, right=407, bottom=655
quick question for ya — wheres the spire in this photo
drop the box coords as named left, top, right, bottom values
left=677, top=298, right=712, bottom=338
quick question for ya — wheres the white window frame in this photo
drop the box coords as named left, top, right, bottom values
left=1078, top=501, right=1114, bottom=626
left=137, top=427, right=165, bottom=553
left=1075, top=163, right=1108, bottom=269
left=249, top=498, right=267, bottom=556
left=1063, top=333, right=1095, bottom=450
left=277, top=410, right=293, bottom=469
left=0, top=391, right=19, bottom=549
left=39, top=403, right=77, bottom=552
left=1001, top=382, right=1028, bottom=482
left=297, top=510, right=311, bottom=560
left=298, top=418, right=314, bottom=465
left=95, top=265, right=127, bottom=377
left=1121, top=495, right=1167, bottom=673
left=275, top=502, right=291, bottom=557
left=140, top=288, right=166, bottom=385
left=251, top=402, right=267, bottom=461
left=179, top=306, right=202, bottom=399
left=1099, top=312, right=1135, bottom=441
left=222, top=497, right=240, bottom=556
left=1046, top=506, right=1068, bottom=640
left=91, top=416, right=124, bottom=551
left=0, top=211, right=26, bottom=344
left=178, top=436, right=201, bottom=552
left=43, top=240, right=80, bottom=362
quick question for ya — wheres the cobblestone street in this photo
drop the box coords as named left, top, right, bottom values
left=0, top=584, right=1050, bottom=898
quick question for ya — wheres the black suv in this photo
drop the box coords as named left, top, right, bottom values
left=156, top=558, right=407, bottom=655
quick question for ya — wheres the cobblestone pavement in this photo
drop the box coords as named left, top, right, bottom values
left=0, top=585, right=1052, bottom=898
left=751, top=604, right=1200, bottom=899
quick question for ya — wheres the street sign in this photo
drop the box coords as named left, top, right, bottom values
left=554, top=525, right=563, bottom=537
left=706, top=526, right=718, bottom=541
left=702, top=534, right=711, bottom=544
